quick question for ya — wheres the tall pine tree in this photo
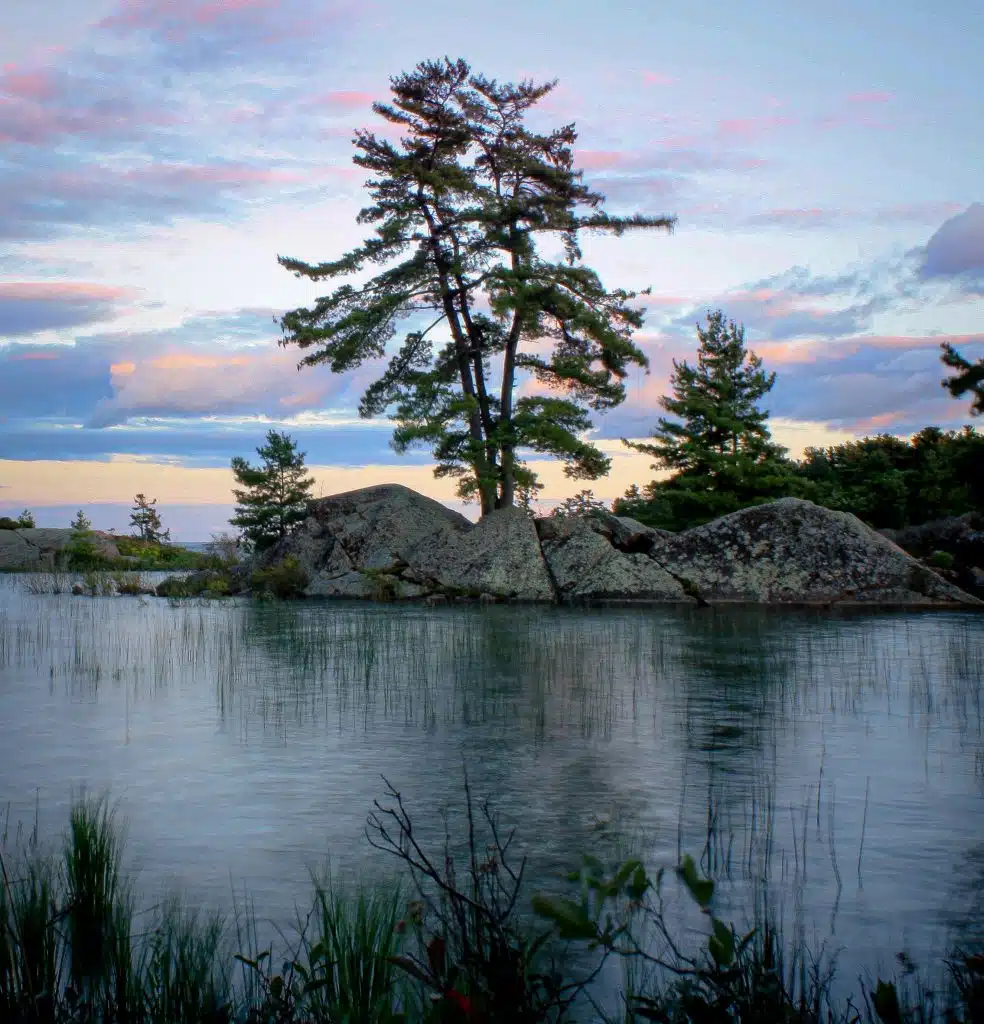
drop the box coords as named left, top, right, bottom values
left=230, top=431, right=315, bottom=552
left=276, top=57, right=675, bottom=516
left=619, top=310, right=795, bottom=529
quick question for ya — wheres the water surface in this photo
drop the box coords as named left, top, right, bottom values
left=1, top=574, right=981, bottom=1004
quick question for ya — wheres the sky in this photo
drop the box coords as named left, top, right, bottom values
left=1, top=0, right=982, bottom=539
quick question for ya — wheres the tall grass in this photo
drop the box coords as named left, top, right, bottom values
left=0, top=789, right=982, bottom=1023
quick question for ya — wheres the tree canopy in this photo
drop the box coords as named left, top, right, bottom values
left=230, top=430, right=315, bottom=552
left=276, top=56, right=675, bottom=517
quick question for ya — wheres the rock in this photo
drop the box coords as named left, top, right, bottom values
left=305, top=570, right=430, bottom=600
left=645, top=498, right=978, bottom=605
left=0, top=531, right=33, bottom=570
left=537, top=516, right=690, bottom=603
left=299, top=484, right=470, bottom=576
left=433, top=506, right=554, bottom=602
left=0, top=528, right=119, bottom=570
left=588, top=511, right=673, bottom=554
left=267, top=485, right=553, bottom=602
left=253, top=486, right=980, bottom=607
left=71, top=583, right=85, bottom=596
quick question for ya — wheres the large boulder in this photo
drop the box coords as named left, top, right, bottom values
left=266, top=485, right=553, bottom=601
left=645, top=498, right=978, bottom=605
left=0, top=528, right=119, bottom=570
left=537, top=516, right=690, bottom=603
left=435, top=505, right=555, bottom=601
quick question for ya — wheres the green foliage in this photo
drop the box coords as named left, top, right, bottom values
left=926, top=550, right=956, bottom=570
left=795, top=426, right=984, bottom=529
left=65, top=523, right=112, bottom=571
left=16, top=510, right=35, bottom=528
left=941, top=341, right=984, bottom=417
left=250, top=557, right=309, bottom=600
left=550, top=489, right=609, bottom=519
left=230, top=431, right=315, bottom=553
left=277, top=56, right=675, bottom=516
left=0, top=517, right=20, bottom=530
left=129, top=493, right=170, bottom=543
left=620, top=310, right=799, bottom=530
left=70, top=509, right=91, bottom=532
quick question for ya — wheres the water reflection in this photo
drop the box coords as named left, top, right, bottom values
left=0, top=575, right=981, bottom=995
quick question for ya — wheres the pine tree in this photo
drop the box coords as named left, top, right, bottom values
left=230, top=431, right=315, bottom=552
left=277, top=57, right=675, bottom=516
left=129, top=494, right=169, bottom=543
left=70, top=509, right=92, bottom=532
left=619, top=310, right=796, bottom=529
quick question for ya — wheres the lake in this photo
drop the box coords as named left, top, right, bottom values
left=1, top=572, right=982, bottom=1012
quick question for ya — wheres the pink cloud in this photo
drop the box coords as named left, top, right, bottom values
left=0, top=69, right=57, bottom=101
left=845, top=91, right=893, bottom=104
left=92, top=342, right=347, bottom=424
left=0, top=85, right=181, bottom=146
left=577, top=150, right=634, bottom=171
left=118, top=163, right=304, bottom=186
left=0, top=282, right=131, bottom=301
left=716, top=115, right=794, bottom=141
left=9, top=351, right=60, bottom=361
left=311, top=90, right=377, bottom=112
left=641, top=71, right=676, bottom=86
left=99, top=0, right=277, bottom=31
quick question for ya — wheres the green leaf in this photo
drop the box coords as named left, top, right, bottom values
left=677, top=854, right=714, bottom=909
left=627, top=863, right=650, bottom=901
left=531, top=894, right=599, bottom=940
left=872, top=980, right=903, bottom=1024
left=708, top=917, right=735, bottom=968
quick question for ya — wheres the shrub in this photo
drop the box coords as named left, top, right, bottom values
left=65, top=536, right=112, bottom=572
left=926, top=549, right=956, bottom=570
left=250, top=557, right=309, bottom=599
left=0, top=516, right=20, bottom=530
left=16, top=510, right=35, bottom=528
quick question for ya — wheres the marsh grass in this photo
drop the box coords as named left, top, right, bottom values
left=0, top=789, right=982, bottom=1023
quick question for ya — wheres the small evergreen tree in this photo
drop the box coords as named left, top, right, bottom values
left=16, top=509, right=35, bottom=528
left=551, top=489, right=609, bottom=518
left=129, top=494, right=169, bottom=543
left=619, top=310, right=797, bottom=529
left=70, top=509, right=92, bottom=532
left=230, top=431, right=315, bottom=552
left=940, top=342, right=984, bottom=416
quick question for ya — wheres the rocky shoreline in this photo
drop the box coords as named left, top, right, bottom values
left=240, top=485, right=981, bottom=607
left=6, top=485, right=981, bottom=607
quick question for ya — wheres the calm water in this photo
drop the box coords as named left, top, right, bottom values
left=1, top=573, right=982, bottom=1007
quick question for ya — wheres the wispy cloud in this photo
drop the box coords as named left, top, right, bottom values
left=0, top=281, right=133, bottom=335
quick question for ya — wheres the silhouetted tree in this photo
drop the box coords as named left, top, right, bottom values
left=941, top=342, right=984, bottom=416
